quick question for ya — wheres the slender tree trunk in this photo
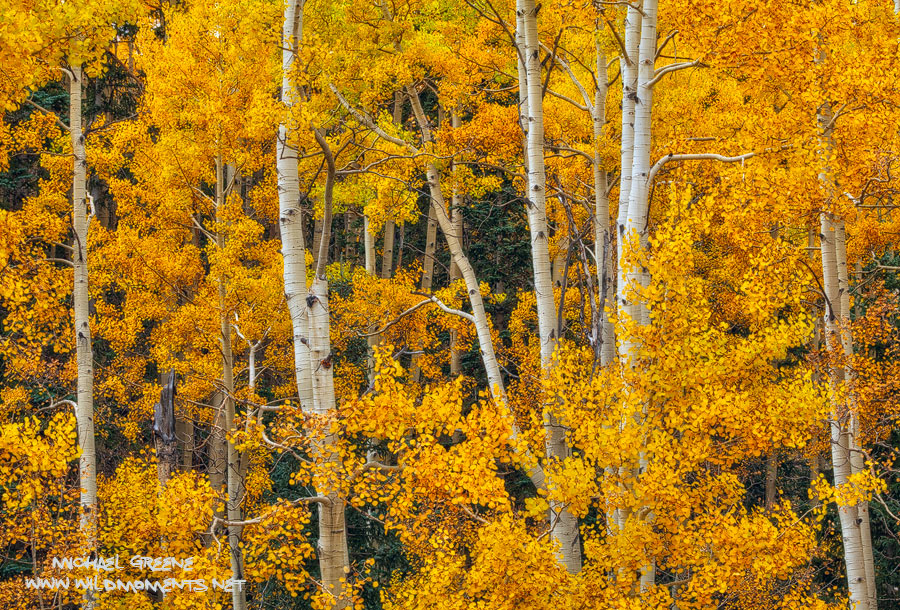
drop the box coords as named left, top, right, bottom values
left=400, top=84, right=545, bottom=493
left=364, top=217, right=375, bottom=275
left=519, top=0, right=580, bottom=573
left=209, top=390, right=227, bottom=498
left=177, top=415, right=193, bottom=471
left=70, top=63, right=97, bottom=610
left=619, top=0, right=658, bottom=590
left=312, top=215, right=325, bottom=271
left=608, top=10, right=644, bottom=539
left=410, top=202, right=439, bottom=383
left=765, top=451, right=777, bottom=510
left=215, top=158, right=248, bottom=610
left=278, top=0, right=315, bottom=412
left=421, top=204, right=439, bottom=291
left=310, top=130, right=351, bottom=608
left=821, top=212, right=870, bottom=610
left=381, top=221, right=395, bottom=279
left=592, top=43, right=614, bottom=367
left=449, top=111, right=464, bottom=377
left=835, top=220, right=877, bottom=610
left=615, top=3, right=642, bottom=321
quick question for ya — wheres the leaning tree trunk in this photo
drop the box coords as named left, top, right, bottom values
left=70, top=62, right=97, bottom=610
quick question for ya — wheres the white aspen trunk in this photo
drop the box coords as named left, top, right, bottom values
left=593, top=43, right=615, bottom=367
left=420, top=204, right=438, bottom=291
left=615, top=3, right=642, bottom=318
left=520, top=0, right=558, bottom=368
left=816, top=79, right=870, bottom=606
left=278, top=0, right=314, bottom=411
left=381, top=220, right=395, bottom=279
left=400, top=84, right=545, bottom=492
left=449, top=111, right=464, bottom=377
left=364, top=217, right=375, bottom=275
left=515, top=8, right=529, bottom=139
left=280, top=4, right=351, bottom=602
left=70, top=63, right=97, bottom=524
left=307, top=274, right=350, bottom=608
left=623, top=0, right=657, bottom=590
left=70, top=63, right=97, bottom=610
left=821, top=213, right=870, bottom=610
left=835, top=220, right=877, bottom=610
left=519, top=0, right=580, bottom=572
left=611, top=9, right=642, bottom=538
left=310, top=131, right=351, bottom=608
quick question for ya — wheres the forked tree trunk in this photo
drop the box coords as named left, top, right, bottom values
left=311, top=129, right=351, bottom=608
left=280, top=6, right=352, bottom=599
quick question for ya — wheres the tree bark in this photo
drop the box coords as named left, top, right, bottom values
left=619, top=0, right=658, bottom=590
left=449, top=111, right=464, bottom=377
left=70, top=62, right=97, bottom=610
left=820, top=212, right=870, bottom=610
left=519, top=0, right=581, bottom=573
left=592, top=43, right=614, bottom=367
left=214, top=158, right=248, bottom=610
left=381, top=220, right=395, bottom=279
left=835, top=219, right=877, bottom=610
left=177, top=415, right=193, bottom=471
left=310, top=129, right=351, bottom=608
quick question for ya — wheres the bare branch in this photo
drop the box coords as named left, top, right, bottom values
left=24, top=98, right=69, bottom=132
left=646, top=59, right=703, bottom=88
left=330, top=83, right=415, bottom=151
left=647, top=151, right=756, bottom=183
left=411, top=291, right=475, bottom=323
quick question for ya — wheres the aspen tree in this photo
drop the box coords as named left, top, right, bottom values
left=279, top=2, right=351, bottom=606
left=70, top=61, right=98, bottom=610
left=518, top=0, right=580, bottom=573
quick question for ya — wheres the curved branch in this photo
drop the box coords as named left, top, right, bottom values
left=647, top=151, right=756, bottom=183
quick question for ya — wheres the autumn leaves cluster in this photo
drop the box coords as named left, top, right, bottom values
left=1, top=0, right=900, bottom=608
